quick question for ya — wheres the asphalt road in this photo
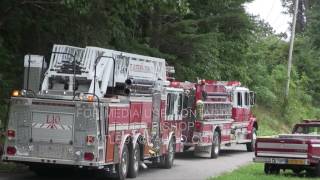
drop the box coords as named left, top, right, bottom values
left=0, top=145, right=253, bottom=180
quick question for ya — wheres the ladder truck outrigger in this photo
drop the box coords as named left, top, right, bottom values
left=170, top=80, right=258, bottom=158
left=2, top=45, right=184, bottom=180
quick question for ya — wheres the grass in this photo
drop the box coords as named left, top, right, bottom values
left=209, top=163, right=317, bottom=180
left=253, top=106, right=291, bottom=136
left=209, top=106, right=320, bottom=180
left=0, top=162, right=27, bottom=173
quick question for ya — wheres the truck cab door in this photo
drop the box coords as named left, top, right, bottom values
left=166, top=92, right=183, bottom=121
left=166, top=93, right=175, bottom=121
left=232, top=91, right=244, bottom=121
left=243, top=91, right=250, bottom=121
left=176, top=93, right=183, bottom=121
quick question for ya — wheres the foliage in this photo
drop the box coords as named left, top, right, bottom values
left=0, top=0, right=320, bottom=133
left=210, top=163, right=316, bottom=180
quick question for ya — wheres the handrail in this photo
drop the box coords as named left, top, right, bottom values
left=92, top=55, right=116, bottom=142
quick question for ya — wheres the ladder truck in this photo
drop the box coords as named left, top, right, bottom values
left=2, top=44, right=184, bottom=179
left=170, top=80, right=258, bottom=158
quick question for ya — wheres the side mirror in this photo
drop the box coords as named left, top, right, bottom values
left=250, top=91, right=255, bottom=105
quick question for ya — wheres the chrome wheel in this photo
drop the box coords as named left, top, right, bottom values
left=214, top=136, right=219, bottom=155
left=168, top=140, right=175, bottom=163
left=133, top=146, right=139, bottom=172
left=115, top=145, right=129, bottom=180
left=246, top=127, right=257, bottom=152
left=121, top=149, right=128, bottom=175
left=252, top=130, right=257, bottom=147
left=160, top=138, right=175, bottom=169
left=128, top=143, right=140, bottom=178
left=210, top=131, right=220, bottom=158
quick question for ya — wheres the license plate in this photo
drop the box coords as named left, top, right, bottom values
left=38, top=145, right=63, bottom=158
left=270, top=158, right=286, bottom=164
left=288, top=159, right=305, bottom=165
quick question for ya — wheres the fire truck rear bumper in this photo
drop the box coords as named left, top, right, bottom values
left=2, top=155, right=110, bottom=167
left=253, top=157, right=310, bottom=165
left=193, top=145, right=212, bottom=158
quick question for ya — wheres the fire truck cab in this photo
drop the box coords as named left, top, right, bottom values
left=179, top=80, right=257, bottom=158
left=2, top=45, right=182, bottom=180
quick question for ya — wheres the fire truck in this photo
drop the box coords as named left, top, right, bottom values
left=170, top=80, right=257, bottom=158
left=2, top=45, right=184, bottom=179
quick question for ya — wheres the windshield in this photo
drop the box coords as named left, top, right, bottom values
left=294, top=125, right=320, bottom=135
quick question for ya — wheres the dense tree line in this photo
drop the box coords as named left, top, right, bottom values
left=0, top=0, right=320, bottom=130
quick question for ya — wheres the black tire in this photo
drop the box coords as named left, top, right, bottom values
left=271, top=166, right=280, bottom=174
left=264, top=163, right=271, bottom=174
left=115, top=145, right=129, bottom=180
left=246, top=127, right=257, bottom=152
left=314, top=163, right=320, bottom=177
left=160, top=138, right=175, bottom=169
left=306, top=169, right=315, bottom=177
left=264, top=163, right=280, bottom=175
left=128, top=143, right=140, bottom=178
left=210, top=131, right=220, bottom=159
left=292, top=168, right=303, bottom=175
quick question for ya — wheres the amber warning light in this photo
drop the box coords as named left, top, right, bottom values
left=12, top=90, right=20, bottom=97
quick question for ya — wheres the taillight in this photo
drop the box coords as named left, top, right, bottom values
left=86, top=135, right=95, bottom=146
left=7, top=146, right=16, bottom=155
left=195, top=121, right=202, bottom=131
left=7, top=129, right=16, bottom=140
left=84, top=152, right=94, bottom=161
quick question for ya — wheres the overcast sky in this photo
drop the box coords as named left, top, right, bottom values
left=245, top=0, right=291, bottom=34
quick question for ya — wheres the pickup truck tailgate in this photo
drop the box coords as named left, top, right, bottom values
left=256, top=137, right=308, bottom=159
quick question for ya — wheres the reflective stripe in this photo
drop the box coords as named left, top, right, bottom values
left=108, top=104, right=129, bottom=107
left=257, top=142, right=308, bottom=150
left=311, top=144, right=320, bottom=148
left=257, top=151, right=307, bottom=158
left=3, top=155, right=111, bottom=167
left=108, top=123, right=147, bottom=131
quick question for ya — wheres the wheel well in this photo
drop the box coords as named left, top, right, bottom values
left=125, top=136, right=133, bottom=148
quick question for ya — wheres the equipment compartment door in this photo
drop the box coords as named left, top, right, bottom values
left=151, top=93, right=161, bottom=147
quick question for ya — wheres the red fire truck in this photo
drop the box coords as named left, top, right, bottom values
left=170, top=80, right=257, bottom=158
left=2, top=45, right=184, bottom=180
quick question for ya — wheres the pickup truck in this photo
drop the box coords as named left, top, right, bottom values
left=253, top=120, right=320, bottom=176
